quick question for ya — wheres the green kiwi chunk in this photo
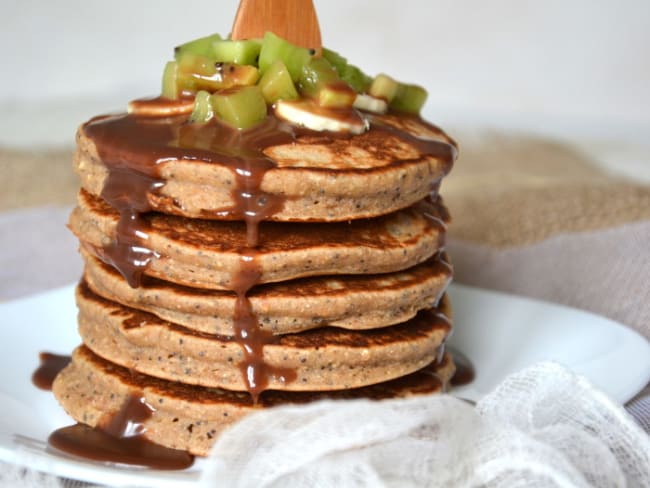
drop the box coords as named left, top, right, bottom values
left=175, top=33, right=223, bottom=59
left=341, top=64, right=372, bottom=93
left=369, top=74, right=399, bottom=102
left=161, top=61, right=179, bottom=99
left=300, top=57, right=356, bottom=108
left=176, top=52, right=260, bottom=92
left=177, top=52, right=219, bottom=77
left=190, top=90, right=214, bottom=123
left=317, top=83, right=357, bottom=108
left=258, top=59, right=299, bottom=104
left=390, top=83, right=428, bottom=113
left=211, top=85, right=267, bottom=129
left=258, top=32, right=312, bottom=82
left=299, top=57, right=339, bottom=97
left=212, top=39, right=262, bottom=66
left=322, top=48, right=348, bottom=75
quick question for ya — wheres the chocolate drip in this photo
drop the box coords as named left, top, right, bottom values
left=232, top=249, right=297, bottom=401
left=83, top=99, right=457, bottom=401
left=32, top=352, right=71, bottom=391
left=176, top=116, right=295, bottom=247
left=448, top=347, right=475, bottom=387
left=47, top=395, right=194, bottom=470
left=48, top=394, right=193, bottom=470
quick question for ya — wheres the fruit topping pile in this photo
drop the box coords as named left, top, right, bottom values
left=160, top=32, right=428, bottom=132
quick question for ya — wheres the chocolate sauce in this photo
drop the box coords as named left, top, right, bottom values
left=84, top=99, right=457, bottom=402
left=232, top=249, right=297, bottom=401
left=32, top=352, right=71, bottom=391
left=449, top=347, right=475, bottom=387
left=176, top=116, right=295, bottom=246
left=48, top=394, right=193, bottom=470
left=368, top=114, right=457, bottom=178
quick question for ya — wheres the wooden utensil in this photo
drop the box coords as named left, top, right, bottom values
left=231, top=0, right=322, bottom=52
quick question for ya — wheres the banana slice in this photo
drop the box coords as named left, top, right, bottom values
left=353, top=94, right=388, bottom=114
left=128, top=97, right=195, bottom=116
left=274, top=100, right=368, bottom=134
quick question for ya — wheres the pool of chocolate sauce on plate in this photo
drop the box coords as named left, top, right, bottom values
left=48, top=395, right=194, bottom=470
left=35, top=97, right=461, bottom=468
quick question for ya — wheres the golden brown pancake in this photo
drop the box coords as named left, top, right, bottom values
left=69, top=190, right=449, bottom=290
left=76, top=282, right=451, bottom=391
left=82, top=250, right=452, bottom=335
left=53, top=345, right=455, bottom=456
left=74, top=112, right=456, bottom=222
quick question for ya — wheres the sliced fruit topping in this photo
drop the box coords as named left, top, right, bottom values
left=129, top=97, right=195, bottom=116
left=353, top=94, right=387, bottom=114
left=322, top=48, right=371, bottom=93
left=258, top=32, right=312, bottom=82
left=158, top=31, right=430, bottom=133
left=275, top=99, right=367, bottom=134
left=211, top=85, right=268, bottom=129
left=369, top=74, right=399, bottom=102
left=258, top=59, right=299, bottom=104
left=299, top=57, right=356, bottom=108
left=176, top=52, right=260, bottom=93
left=175, top=33, right=223, bottom=59
left=212, top=39, right=262, bottom=66
left=161, top=61, right=179, bottom=100
left=340, top=64, right=372, bottom=94
left=390, top=83, right=428, bottom=114
left=189, top=90, right=215, bottom=123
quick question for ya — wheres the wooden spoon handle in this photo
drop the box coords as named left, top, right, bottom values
left=231, top=0, right=322, bottom=51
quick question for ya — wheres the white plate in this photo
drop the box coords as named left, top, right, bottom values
left=0, top=283, right=648, bottom=487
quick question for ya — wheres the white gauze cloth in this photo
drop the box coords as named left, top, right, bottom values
left=200, top=362, right=650, bottom=488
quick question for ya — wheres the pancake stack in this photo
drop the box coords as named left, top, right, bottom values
left=52, top=43, right=457, bottom=457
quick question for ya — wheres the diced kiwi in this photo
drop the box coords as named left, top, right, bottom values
left=190, top=90, right=214, bottom=123
left=322, top=48, right=348, bottom=75
left=390, top=83, right=428, bottom=113
left=177, top=52, right=219, bottom=77
left=341, top=64, right=372, bottom=93
left=176, top=52, right=260, bottom=93
left=258, top=59, right=299, bottom=104
left=258, top=32, right=312, bottom=82
left=299, top=57, right=356, bottom=108
left=221, top=63, right=260, bottom=86
left=175, top=33, right=223, bottom=59
left=299, top=57, right=339, bottom=98
left=161, top=61, right=179, bottom=99
left=212, top=39, right=262, bottom=66
left=210, top=85, right=267, bottom=129
left=317, top=82, right=357, bottom=108
left=369, top=74, right=399, bottom=102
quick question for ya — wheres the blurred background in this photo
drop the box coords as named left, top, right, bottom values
left=1, top=0, right=649, bottom=155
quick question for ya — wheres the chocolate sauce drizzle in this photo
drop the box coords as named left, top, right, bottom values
left=32, top=352, right=71, bottom=391
left=83, top=98, right=457, bottom=401
left=449, top=347, right=476, bottom=387
left=48, top=394, right=193, bottom=469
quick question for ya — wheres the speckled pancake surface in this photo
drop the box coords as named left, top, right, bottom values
left=82, top=250, right=452, bottom=335
left=74, top=111, right=456, bottom=222
left=69, top=190, right=449, bottom=290
left=76, top=282, right=452, bottom=392
left=52, top=346, right=455, bottom=456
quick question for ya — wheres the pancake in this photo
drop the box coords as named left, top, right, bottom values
left=82, top=250, right=452, bottom=335
left=52, top=345, right=455, bottom=456
left=76, top=282, right=452, bottom=391
left=75, top=111, right=456, bottom=222
left=69, top=190, right=449, bottom=290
